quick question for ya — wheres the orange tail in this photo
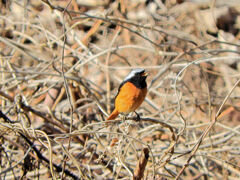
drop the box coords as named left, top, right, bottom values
left=107, top=109, right=119, bottom=120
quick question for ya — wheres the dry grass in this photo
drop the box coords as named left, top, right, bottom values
left=1, top=0, right=240, bottom=179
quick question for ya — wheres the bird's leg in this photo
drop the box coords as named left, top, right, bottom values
left=120, top=114, right=127, bottom=121
left=134, top=111, right=141, bottom=121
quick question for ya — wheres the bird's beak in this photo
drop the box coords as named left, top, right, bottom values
left=142, top=72, right=148, bottom=77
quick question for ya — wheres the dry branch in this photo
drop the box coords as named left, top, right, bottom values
left=133, top=147, right=149, bottom=180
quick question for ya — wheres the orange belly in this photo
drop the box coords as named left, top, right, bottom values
left=115, top=82, right=147, bottom=114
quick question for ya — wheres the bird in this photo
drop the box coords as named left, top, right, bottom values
left=107, top=68, right=148, bottom=120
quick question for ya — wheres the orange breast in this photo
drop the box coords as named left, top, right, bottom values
left=115, top=82, right=147, bottom=114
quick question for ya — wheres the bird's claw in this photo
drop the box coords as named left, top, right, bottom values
left=135, top=111, right=141, bottom=121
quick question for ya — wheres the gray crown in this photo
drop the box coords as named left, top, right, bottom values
left=124, top=68, right=145, bottom=81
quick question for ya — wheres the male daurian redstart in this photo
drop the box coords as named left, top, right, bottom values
left=107, top=68, right=148, bottom=120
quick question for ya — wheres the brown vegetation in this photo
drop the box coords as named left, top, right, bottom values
left=0, top=0, right=240, bottom=179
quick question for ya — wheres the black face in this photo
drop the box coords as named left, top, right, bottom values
left=119, top=71, right=148, bottom=90
left=128, top=72, right=147, bottom=89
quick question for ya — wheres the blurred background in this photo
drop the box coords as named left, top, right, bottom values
left=0, top=0, right=240, bottom=179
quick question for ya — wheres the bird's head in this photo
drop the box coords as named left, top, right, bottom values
left=124, top=68, right=148, bottom=81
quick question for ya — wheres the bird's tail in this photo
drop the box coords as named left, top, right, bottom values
left=107, top=109, right=119, bottom=120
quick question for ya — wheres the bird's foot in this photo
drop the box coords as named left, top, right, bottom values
left=120, top=114, right=127, bottom=121
left=135, top=111, right=141, bottom=121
